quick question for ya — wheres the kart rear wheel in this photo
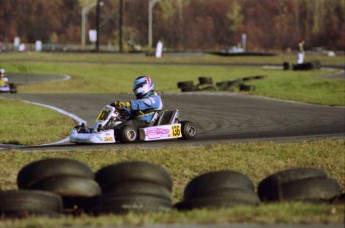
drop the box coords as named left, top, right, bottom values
left=180, top=121, right=197, bottom=140
left=120, top=125, right=137, bottom=143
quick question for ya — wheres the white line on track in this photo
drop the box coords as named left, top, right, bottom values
left=23, top=100, right=86, bottom=146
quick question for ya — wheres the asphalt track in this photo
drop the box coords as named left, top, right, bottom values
left=1, top=72, right=344, bottom=150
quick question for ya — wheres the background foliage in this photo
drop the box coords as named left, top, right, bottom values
left=0, top=0, right=344, bottom=51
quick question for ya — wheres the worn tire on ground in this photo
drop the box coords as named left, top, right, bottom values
left=95, top=161, right=173, bottom=192
left=198, top=77, right=213, bottom=85
left=17, top=158, right=94, bottom=189
left=259, top=177, right=342, bottom=202
left=177, top=81, right=194, bottom=88
left=175, top=189, right=259, bottom=211
left=29, top=176, right=101, bottom=197
left=103, top=181, right=172, bottom=200
left=183, top=170, right=255, bottom=200
left=257, top=167, right=328, bottom=200
left=85, top=193, right=173, bottom=214
left=0, top=190, right=63, bottom=217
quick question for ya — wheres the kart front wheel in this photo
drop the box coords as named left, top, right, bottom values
left=180, top=121, right=197, bottom=140
left=120, top=125, right=137, bottom=143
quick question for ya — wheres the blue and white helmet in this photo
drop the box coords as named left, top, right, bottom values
left=133, top=76, right=154, bottom=98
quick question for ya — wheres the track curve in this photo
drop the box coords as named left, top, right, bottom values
left=1, top=69, right=344, bottom=150
left=2, top=92, right=344, bottom=148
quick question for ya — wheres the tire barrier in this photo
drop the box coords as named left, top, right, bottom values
left=177, top=75, right=266, bottom=92
left=86, top=161, right=174, bottom=214
left=282, top=60, right=321, bottom=71
left=174, top=170, right=260, bottom=210
left=0, top=190, right=63, bottom=218
left=17, top=158, right=100, bottom=214
left=257, top=167, right=342, bottom=203
left=0, top=159, right=343, bottom=218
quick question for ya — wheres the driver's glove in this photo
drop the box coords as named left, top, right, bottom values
left=110, top=101, right=131, bottom=109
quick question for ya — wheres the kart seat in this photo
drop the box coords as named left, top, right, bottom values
left=150, top=109, right=179, bottom=126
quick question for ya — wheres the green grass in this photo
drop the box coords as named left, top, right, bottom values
left=0, top=140, right=344, bottom=226
left=0, top=55, right=344, bottom=105
left=0, top=98, right=76, bottom=145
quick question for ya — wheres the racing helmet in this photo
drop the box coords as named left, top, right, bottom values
left=0, top=69, right=4, bottom=77
left=133, top=76, right=154, bottom=98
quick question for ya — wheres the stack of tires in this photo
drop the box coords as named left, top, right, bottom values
left=0, top=190, right=63, bottom=218
left=215, top=79, right=242, bottom=91
left=16, top=158, right=101, bottom=214
left=258, top=167, right=343, bottom=203
left=177, top=77, right=215, bottom=92
left=86, top=161, right=173, bottom=214
left=175, top=170, right=260, bottom=210
left=177, top=81, right=195, bottom=92
left=196, top=77, right=215, bottom=91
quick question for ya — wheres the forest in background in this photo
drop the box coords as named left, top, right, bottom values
left=0, top=0, right=344, bottom=52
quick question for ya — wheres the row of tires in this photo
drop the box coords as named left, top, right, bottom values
left=0, top=158, right=343, bottom=218
left=283, top=61, right=321, bottom=71
left=177, top=76, right=266, bottom=92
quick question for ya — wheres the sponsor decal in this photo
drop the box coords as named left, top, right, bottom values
left=146, top=127, right=170, bottom=139
left=104, top=137, right=113, bottom=142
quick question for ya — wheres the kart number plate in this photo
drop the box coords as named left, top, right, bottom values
left=97, top=110, right=111, bottom=121
left=171, top=125, right=181, bottom=137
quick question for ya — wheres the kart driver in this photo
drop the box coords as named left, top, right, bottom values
left=0, top=69, right=9, bottom=87
left=110, top=75, right=163, bottom=129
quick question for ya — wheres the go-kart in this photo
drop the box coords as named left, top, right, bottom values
left=0, top=83, right=17, bottom=93
left=69, top=105, right=197, bottom=144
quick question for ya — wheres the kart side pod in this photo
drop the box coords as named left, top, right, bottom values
left=139, top=123, right=182, bottom=141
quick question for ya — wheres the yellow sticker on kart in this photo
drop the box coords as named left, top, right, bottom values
left=171, top=124, right=181, bottom=137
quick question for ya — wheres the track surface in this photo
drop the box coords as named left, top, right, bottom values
left=1, top=69, right=344, bottom=150
left=2, top=91, right=344, bottom=149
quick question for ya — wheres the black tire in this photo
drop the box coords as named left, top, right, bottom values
left=103, top=181, right=172, bottom=201
left=181, top=86, right=196, bottom=92
left=17, top=158, right=94, bottom=189
left=183, top=170, right=255, bottom=200
left=254, top=75, right=267, bottom=80
left=95, top=161, right=173, bottom=192
left=119, top=125, right=137, bottom=143
left=196, top=84, right=215, bottom=91
left=177, top=81, right=194, bottom=88
left=198, top=77, right=213, bottom=85
left=85, top=194, right=172, bottom=214
left=259, top=177, right=342, bottom=202
left=0, top=190, right=63, bottom=217
left=257, top=167, right=328, bottom=199
left=175, top=189, right=259, bottom=211
left=9, top=83, right=17, bottom=93
left=283, top=62, right=290, bottom=70
left=30, top=176, right=101, bottom=197
left=329, top=193, right=345, bottom=204
left=180, top=121, right=197, bottom=140
left=239, top=83, right=255, bottom=91
left=293, top=63, right=313, bottom=70
left=242, top=76, right=254, bottom=81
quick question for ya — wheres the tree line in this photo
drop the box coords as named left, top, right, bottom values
left=0, top=0, right=344, bottom=51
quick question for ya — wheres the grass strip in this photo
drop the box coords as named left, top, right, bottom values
left=0, top=139, right=343, bottom=226
left=0, top=98, right=76, bottom=145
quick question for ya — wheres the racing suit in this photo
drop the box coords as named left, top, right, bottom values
left=0, top=77, right=8, bottom=87
left=113, top=91, right=163, bottom=129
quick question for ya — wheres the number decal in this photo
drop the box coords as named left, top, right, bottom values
left=104, top=137, right=113, bottom=142
left=97, top=110, right=110, bottom=121
left=171, top=125, right=181, bottom=137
